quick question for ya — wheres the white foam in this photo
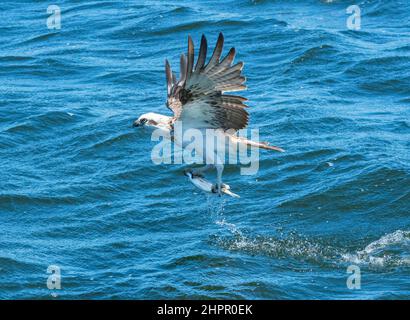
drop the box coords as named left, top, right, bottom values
left=342, top=230, right=410, bottom=267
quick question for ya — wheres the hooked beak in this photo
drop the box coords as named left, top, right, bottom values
left=133, top=118, right=147, bottom=128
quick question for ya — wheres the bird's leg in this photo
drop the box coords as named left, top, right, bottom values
left=214, top=164, right=224, bottom=196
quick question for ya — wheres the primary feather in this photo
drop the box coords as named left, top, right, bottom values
left=165, top=33, right=248, bottom=130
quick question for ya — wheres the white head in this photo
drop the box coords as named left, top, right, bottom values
left=132, top=112, right=171, bottom=129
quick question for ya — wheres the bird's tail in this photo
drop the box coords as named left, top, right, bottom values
left=230, top=135, right=285, bottom=152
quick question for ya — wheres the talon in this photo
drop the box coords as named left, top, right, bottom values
left=212, top=183, right=228, bottom=196
left=221, top=183, right=229, bottom=190
left=211, top=184, right=218, bottom=194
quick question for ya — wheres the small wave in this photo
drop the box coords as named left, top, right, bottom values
left=343, top=56, right=410, bottom=95
left=0, top=56, right=34, bottom=62
left=342, top=230, right=410, bottom=268
left=291, top=44, right=338, bottom=65
left=365, top=1, right=407, bottom=19
left=80, top=132, right=135, bottom=153
left=19, top=32, right=59, bottom=46
left=0, top=256, right=35, bottom=270
left=0, top=193, right=80, bottom=209
left=170, top=6, right=195, bottom=14
left=63, top=1, right=122, bottom=14
left=15, top=111, right=76, bottom=130
left=149, top=19, right=255, bottom=36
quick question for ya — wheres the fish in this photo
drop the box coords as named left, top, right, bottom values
left=185, top=171, right=240, bottom=198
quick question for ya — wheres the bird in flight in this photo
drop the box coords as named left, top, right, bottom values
left=133, top=33, right=283, bottom=195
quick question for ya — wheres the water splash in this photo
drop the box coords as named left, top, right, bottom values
left=206, top=195, right=243, bottom=237
left=342, top=230, right=410, bottom=268
left=211, top=229, right=340, bottom=266
left=212, top=225, right=410, bottom=270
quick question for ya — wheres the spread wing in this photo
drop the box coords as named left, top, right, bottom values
left=165, top=33, right=248, bottom=130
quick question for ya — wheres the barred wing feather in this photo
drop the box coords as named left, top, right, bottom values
left=165, top=33, right=249, bottom=130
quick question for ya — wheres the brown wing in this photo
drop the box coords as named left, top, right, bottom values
left=165, top=33, right=248, bottom=130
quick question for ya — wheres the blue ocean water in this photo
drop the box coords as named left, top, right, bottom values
left=0, top=0, right=409, bottom=299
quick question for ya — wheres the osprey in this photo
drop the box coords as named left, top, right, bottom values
left=133, top=33, right=283, bottom=195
